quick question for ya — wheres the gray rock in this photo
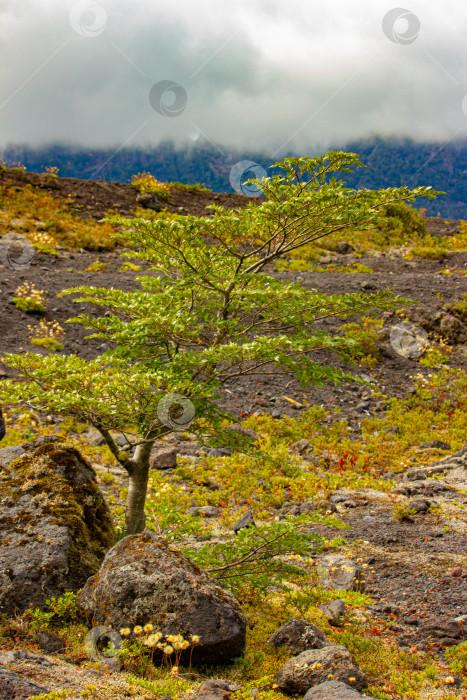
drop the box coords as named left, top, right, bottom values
left=77, top=530, right=247, bottom=664
left=440, top=313, right=463, bottom=342
left=233, top=509, right=256, bottom=534
left=136, top=192, right=163, bottom=211
left=0, top=439, right=115, bottom=615
left=317, top=554, right=365, bottom=592
left=407, top=498, right=432, bottom=513
left=402, top=441, right=467, bottom=481
left=304, top=680, right=377, bottom=700
left=197, top=679, right=238, bottom=700
left=335, top=242, right=355, bottom=254
left=290, top=439, right=311, bottom=454
left=420, top=617, right=463, bottom=640
left=114, top=433, right=130, bottom=448
left=95, top=658, right=121, bottom=673
left=405, top=615, right=419, bottom=626
left=318, top=599, right=347, bottom=626
left=207, top=448, right=232, bottom=457
left=84, top=429, right=131, bottom=449
left=0, top=666, right=50, bottom=698
left=187, top=506, right=220, bottom=518
left=0, top=444, right=25, bottom=469
left=277, top=645, right=367, bottom=695
left=402, top=464, right=454, bottom=481
left=226, top=425, right=259, bottom=443
left=83, top=428, right=106, bottom=447
left=419, top=440, right=451, bottom=451
left=371, top=602, right=400, bottom=616
left=150, top=445, right=178, bottom=469
left=0, top=650, right=49, bottom=665
left=36, top=630, right=66, bottom=653
left=329, top=494, right=348, bottom=504
left=268, top=618, right=330, bottom=654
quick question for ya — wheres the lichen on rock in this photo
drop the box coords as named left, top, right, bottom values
left=0, top=437, right=115, bottom=615
left=77, top=530, right=247, bottom=664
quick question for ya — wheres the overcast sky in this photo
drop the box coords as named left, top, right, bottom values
left=1, top=0, right=466, bottom=155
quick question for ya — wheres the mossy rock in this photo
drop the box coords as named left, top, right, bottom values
left=0, top=437, right=115, bottom=615
left=77, top=530, right=247, bottom=664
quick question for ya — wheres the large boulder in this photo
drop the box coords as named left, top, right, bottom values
left=304, top=681, right=377, bottom=700
left=268, top=619, right=330, bottom=654
left=0, top=666, right=49, bottom=699
left=277, top=646, right=367, bottom=695
left=0, top=437, right=115, bottom=615
left=197, top=679, right=239, bottom=700
left=77, top=530, right=247, bottom=664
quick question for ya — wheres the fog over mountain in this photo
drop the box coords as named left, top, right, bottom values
left=1, top=0, right=467, bottom=154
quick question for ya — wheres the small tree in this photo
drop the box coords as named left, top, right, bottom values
left=0, top=153, right=436, bottom=533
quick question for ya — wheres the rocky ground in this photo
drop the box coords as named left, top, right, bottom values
left=0, top=168, right=466, bottom=699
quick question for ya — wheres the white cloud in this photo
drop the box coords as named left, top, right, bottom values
left=0, top=0, right=466, bottom=153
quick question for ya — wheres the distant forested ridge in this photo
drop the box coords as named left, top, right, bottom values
left=2, top=137, right=466, bottom=218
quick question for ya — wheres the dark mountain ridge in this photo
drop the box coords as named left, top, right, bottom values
left=2, top=137, right=466, bottom=218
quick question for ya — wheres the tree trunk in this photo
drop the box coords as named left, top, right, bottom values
left=125, top=443, right=152, bottom=534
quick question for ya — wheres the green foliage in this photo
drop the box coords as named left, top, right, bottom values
left=131, top=171, right=171, bottom=200
left=392, top=504, right=417, bottom=521
left=418, top=346, right=450, bottom=368
left=445, top=293, right=467, bottom=323
left=25, top=592, right=78, bottom=632
left=85, top=259, right=108, bottom=272
left=283, top=584, right=373, bottom=617
left=26, top=607, right=54, bottom=632
left=277, top=259, right=374, bottom=273
left=0, top=184, right=120, bottom=251
left=171, top=180, right=212, bottom=193
left=184, top=514, right=344, bottom=593
left=375, top=201, right=427, bottom=245
left=341, top=316, right=384, bottom=367
left=119, top=261, right=142, bottom=272
left=13, top=282, right=46, bottom=313
left=0, top=152, right=437, bottom=531
left=405, top=245, right=448, bottom=260
left=446, top=642, right=467, bottom=677
left=45, top=591, right=78, bottom=620
left=13, top=297, right=46, bottom=313
left=31, top=337, right=63, bottom=352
